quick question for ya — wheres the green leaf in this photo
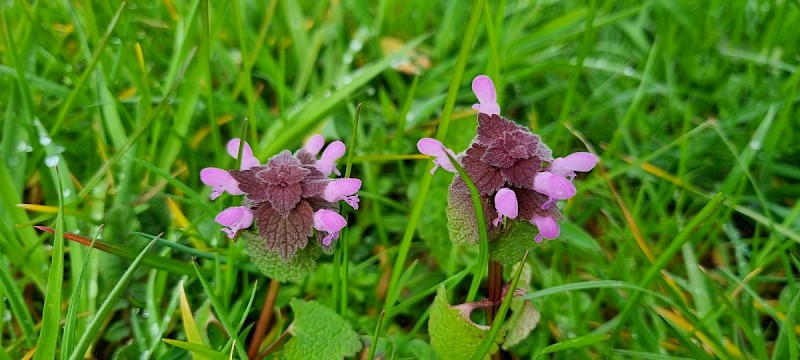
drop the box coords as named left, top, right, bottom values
left=429, top=287, right=501, bottom=360
left=242, top=231, right=321, bottom=282
left=283, top=299, right=362, bottom=360
left=445, top=179, right=481, bottom=246
left=559, top=221, right=602, bottom=253
left=502, top=297, right=540, bottom=349
left=489, top=221, right=538, bottom=266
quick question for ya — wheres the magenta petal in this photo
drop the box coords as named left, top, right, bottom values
left=471, top=75, right=501, bottom=116
left=324, top=178, right=361, bottom=201
left=550, top=152, right=598, bottom=179
left=317, top=141, right=346, bottom=176
left=531, top=214, right=559, bottom=242
left=494, top=188, right=519, bottom=219
left=417, top=138, right=458, bottom=174
left=313, top=209, right=347, bottom=245
left=215, top=206, right=254, bottom=238
left=304, top=134, right=325, bottom=156
left=533, top=172, right=577, bottom=200
left=200, top=167, right=243, bottom=200
left=417, top=138, right=447, bottom=157
left=226, top=138, right=260, bottom=170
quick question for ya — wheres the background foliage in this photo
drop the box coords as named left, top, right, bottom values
left=1, top=0, right=799, bottom=358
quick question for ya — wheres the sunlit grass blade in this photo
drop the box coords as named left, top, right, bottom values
left=192, top=263, right=249, bottom=360
left=68, top=235, right=161, bottom=360
left=179, top=282, right=208, bottom=360
left=536, top=332, right=610, bottom=358
left=33, top=167, right=66, bottom=360
left=162, top=339, right=227, bottom=359
left=61, top=227, right=102, bottom=355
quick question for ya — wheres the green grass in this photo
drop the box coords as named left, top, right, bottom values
left=1, top=0, right=799, bottom=359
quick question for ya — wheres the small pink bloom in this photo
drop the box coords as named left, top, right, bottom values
left=215, top=206, right=254, bottom=238
left=416, top=138, right=457, bottom=175
left=200, top=167, right=244, bottom=200
left=226, top=138, right=260, bottom=170
left=471, top=75, right=501, bottom=116
left=531, top=214, right=559, bottom=243
left=549, top=152, right=598, bottom=180
left=304, top=134, right=325, bottom=156
left=533, top=171, right=577, bottom=209
left=324, top=178, right=362, bottom=209
left=493, top=188, right=518, bottom=226
left=313, top=209, right=347, bottom=246
left=316, top=140, right=346, bottom=176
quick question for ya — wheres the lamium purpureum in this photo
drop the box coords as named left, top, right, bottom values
left=418, top=75, right=597, bottom=244
left=200, top=135, right=361, bottom=260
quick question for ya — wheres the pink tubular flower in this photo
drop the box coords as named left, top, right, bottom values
left=324, top=178, right=362, bottom=209
left=215, top=206, right=254, bottom=238
left=493, top=188, right=518, bottom=227
left=313, top=209, right=347, bottom=246
left=316, top=140, right=346, bottom=176
left=200, top=167, right=244, bottom=200
left=417, top=138, right=457, bottom=175
left=304, top=134, right=325, bottom=156
left=549, top=152, right=598, bottom=180
left=227, top=138, right=260, bottom=170
left=472, top=75, right=501, bottom=116
left=531, top=214, right=559, bottom=243
left=533, top=171, right=577, bottom=209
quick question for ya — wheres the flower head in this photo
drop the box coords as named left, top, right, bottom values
left=201, top=135, right=360, bottom=260
left=417, top=138, right=458, bottom=174
left=436, top=74, right=596, bottom=244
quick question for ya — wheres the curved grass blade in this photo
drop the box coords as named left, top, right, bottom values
left=67, top=234, right=161, bottom=360
left=36, top=226, right=196, bottom=277
left=192, top=263, right=250, bottom=360
left=33, top=167, right=66, bottom=360
left=0, top=256, right=36, bottom=347
left=61, top=226, right=103, bottom=355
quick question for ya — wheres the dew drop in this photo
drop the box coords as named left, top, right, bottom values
left=39, top=136, right=52, bottom=146
left=405, top=113, right=416, bottom=122
left=349, top=39, right=363, bottom=52
left=342, top=53, right=354, bottom=64
left=62, top=189, right=72, bottom=198
left=623, top=67, right=635, bottom=77
left=111, top=37, right=122, bottom=45
left=45, top=156, right=60, bottom=167
left=749, top=140, right=762, bottom=151
left=55, top=145, right=66, bottom=154
left=16, top=141, right=33, bottom=152
left=341, top=75, right=353, bottom=85
left=366, top=87, right=375, bottom=96
left=323, top=90, right=332, bottom=98
left=7, top=155, right=20, bottom=167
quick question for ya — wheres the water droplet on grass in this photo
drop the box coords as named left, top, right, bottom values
left=39, top=136, right=52, bottom=146
left=623, top=67, right=635, bottom=77
left=45, top=155, right=60, bottom=167
left=16, top=141, right=33, bottom=152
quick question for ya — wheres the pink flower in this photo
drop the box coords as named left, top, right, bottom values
left=417, top=138, right=457, bottom=175
left=549, top=152, right=598, bottom=180
left=533, top=171, right=576, bottom=209
left=226, top=138, right=260, bottom=170
left=324, top=178, right=362, bottom=209
left=200, top=167, right=244, bottom=200
left=531, top=214, right=559, bottom=243
left=215, top=206, right=254, bottom=238
left=493, top=188, right=518, bottom=226
left=472, top=75, right=501, bottom=116
left=313, top=209, right=347, bottom=246
left=304, top=134, right=325, bottom=156
left=315, top=140, right=346, bottom=176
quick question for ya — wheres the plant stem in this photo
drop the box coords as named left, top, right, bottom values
left=487, top=260, right=503, bottom=360
left=247, top=279, right=281, bottom=359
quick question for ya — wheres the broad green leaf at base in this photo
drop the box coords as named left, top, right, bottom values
left=429, top=287, right=502, bottom=360
left=283, top=299, right=362, bottom=360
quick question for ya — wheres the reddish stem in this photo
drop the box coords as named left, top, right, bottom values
left=247, top=279, right=281, bottom=359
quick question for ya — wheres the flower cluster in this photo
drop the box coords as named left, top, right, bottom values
left=418, top=75, right=597, bottom=243
left=201, top=136, right=360, bottom=260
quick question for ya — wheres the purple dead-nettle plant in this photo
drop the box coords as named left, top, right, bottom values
left=417, top=75, right=597, bottom=244
left=200, top=136, right=361, bottom=260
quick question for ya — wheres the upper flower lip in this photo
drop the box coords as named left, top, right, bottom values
left=472, top=75, right=501, bottom=116
left=227, top=138, right=260, bottom=170
left=417, top=138, right=458, bottom=175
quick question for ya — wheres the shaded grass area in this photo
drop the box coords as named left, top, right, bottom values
left=1, top=0, right=799, bottom=358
